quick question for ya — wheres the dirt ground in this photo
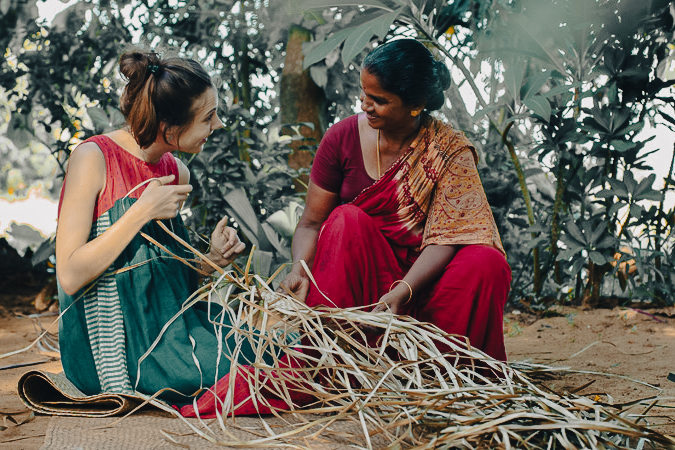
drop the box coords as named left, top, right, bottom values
left=1, top=281, right=674, bottom=448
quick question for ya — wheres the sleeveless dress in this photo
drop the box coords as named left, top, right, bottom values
left=57, top=135, right=270, bottom=405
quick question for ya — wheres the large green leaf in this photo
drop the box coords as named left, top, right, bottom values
left=634, top=173, right=656, bottom=196
left=541, top=82, right=582, bottom=99
left=608, top=108, right=631, bottom=134
left=341, top=23, right=377, bottom=67
left=371, top=7, right=401, bottom=38
left=606, top=201, right=624, bottom=220
left=589, top=251, right=606, bottom=265
left=266, top=201, right=303, bottom=238
left=340, top=8, right=402, bottom=66
left=634, top=174, right=663, bottom=202
left=579, top=220, right=593, bottom=240
left=504, top=64, right=524, bottom=104
left=288, top=0, right=392, bottom=15
left=224, top=207, right=259, bottom=249
left=588, top=221, right=607, bottom=246
left=607, top=178, right=629, bottom=198
left=249, top=250, right=274, bottom=278
left=261, top=223, right=291, bottom=260
left=521, top=71, right=549, bottom=100
left=560, top=232, right=585, bottom=250
left=595, top=235, right=616, bottom=249
left=629, top=203, right=643, bottom=220
left=623, top=170, right=637, bottom=194
left=639, top=191, right=665, bottom=202
left=565, top=220, right=586, bottom=246
left=570, top=256, right=586, bottom=276
left=523, top=96, right=551, bottom=122
left=594, top=189, right=614, bottom=199
left=223, top=189, right=262, bottom=241
left=611, top=140, right=637, bottom=153
left=588, top=107, right=611, bottom=133
left=303, top=28, right=353, bottom=69
left=526, top=236, right=549, bottom=250
left=557, top=246, right=583, bottom=261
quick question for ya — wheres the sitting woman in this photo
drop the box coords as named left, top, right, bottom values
left=56, top=51, right=273, bottom=408
left=279, top=39, right=512, bottom=361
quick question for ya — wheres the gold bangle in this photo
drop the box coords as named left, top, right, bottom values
left=389, top=280, right=413, bottom=305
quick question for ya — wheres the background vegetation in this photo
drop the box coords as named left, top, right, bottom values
left=2, top=0, right=675, bottom=307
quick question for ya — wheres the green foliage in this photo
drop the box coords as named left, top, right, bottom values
left=184, top=110, right=310, bottom=274
left=473, top=0, right=675, bottom=306
left=292, top=0, right=675, bottom=306
left=4, top=0, right=675, bottom=303
left=0, top=0, right=310, bottom=277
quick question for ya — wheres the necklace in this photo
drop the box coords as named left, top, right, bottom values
left=376, top=129, right=381, bottom=179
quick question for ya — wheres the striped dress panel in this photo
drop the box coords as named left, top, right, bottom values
left=83, top=210, right=134, bottom=394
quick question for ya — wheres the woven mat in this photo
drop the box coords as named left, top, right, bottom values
left=23, top=371, right=392, bottom=448
left=18, top=370, right=164, bottom=417
left=41, top=412, right=391, bottom=449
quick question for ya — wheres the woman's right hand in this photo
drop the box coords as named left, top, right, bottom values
left=277, top=270, right=310, bottom=302
left=278, top=182, right=340, bottom=303
left=136, top=175, right=193, bottom=220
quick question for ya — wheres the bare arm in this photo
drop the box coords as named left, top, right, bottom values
left=176, top=156, right=190, bottom=186
left=56, top=144, right=193, bottom=295
left=372, top=244, right=460, bottom=314
left=278, top=181, right=339, bottom=300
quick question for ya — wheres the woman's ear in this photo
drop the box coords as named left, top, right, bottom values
left=410, top=102, right=426, bottom=117
left=159, top=122, right=176, bottom=145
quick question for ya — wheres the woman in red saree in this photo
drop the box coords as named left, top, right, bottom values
left=280, top=39, right=512, bottom=361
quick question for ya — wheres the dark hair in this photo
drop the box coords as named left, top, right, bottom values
left=119, top=51, right=214, bottom=149
left=362, top=39, right=451, bottom=112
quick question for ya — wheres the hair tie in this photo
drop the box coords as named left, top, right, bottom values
left=149, top=64, right=159, bottom=74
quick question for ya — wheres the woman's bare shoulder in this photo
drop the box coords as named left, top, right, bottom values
left=69, top=140, right=105, bottom=163
left=64, top=141, right=106, bottom=189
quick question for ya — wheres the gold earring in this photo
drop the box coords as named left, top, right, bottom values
left=411, top=110, right=420, bottom=117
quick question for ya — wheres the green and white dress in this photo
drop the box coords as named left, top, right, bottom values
left=57, top=135, right=263, bottom=405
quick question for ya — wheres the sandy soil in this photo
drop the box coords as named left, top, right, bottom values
left=505, top=305, right=675, bottom=437
left=0, top=313, right=61, bottom=449
left=1, top=296, right=674, bottom=448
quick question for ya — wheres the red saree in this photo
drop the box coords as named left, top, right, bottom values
left=305, top=117, right=511, bottom=360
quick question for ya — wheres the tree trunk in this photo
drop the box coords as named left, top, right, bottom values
left=280, top=25, right=327, bottom=191
left=581, top=261, right=612, bottom=310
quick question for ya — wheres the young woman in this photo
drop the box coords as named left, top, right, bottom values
left=56, top=51, right=255, bottom=404
left=280, top=39, right=512, bottom=361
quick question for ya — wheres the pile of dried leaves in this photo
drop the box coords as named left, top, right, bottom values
left=141, top=227, right=675, bottom=450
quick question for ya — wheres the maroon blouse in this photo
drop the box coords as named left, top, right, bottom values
left=309, top=115, right=376, bottom=204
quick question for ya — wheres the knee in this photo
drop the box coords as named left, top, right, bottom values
left=324, top=204, right=370, bottom=231
left=450, top=245, right=512, bottom=286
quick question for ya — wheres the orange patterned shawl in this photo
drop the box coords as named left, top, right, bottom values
left=351, top=117, right=505, bottom=263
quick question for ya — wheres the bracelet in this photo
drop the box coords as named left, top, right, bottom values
left=389, top=280, right=413, bottom=305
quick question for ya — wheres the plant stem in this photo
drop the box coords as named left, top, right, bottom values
left=501, top=121, right=541, bottom=294
left=551, top=161, right=565, bottom=284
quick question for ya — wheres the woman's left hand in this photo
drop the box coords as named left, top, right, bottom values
left=207, top=217, right=246, bottom=266
left=371, top=285, right=410, bottom=315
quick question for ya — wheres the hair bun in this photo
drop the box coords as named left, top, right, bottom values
left=435, top=59, right=452, bottom=91
left=119, top=52, right=161, bottom=83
